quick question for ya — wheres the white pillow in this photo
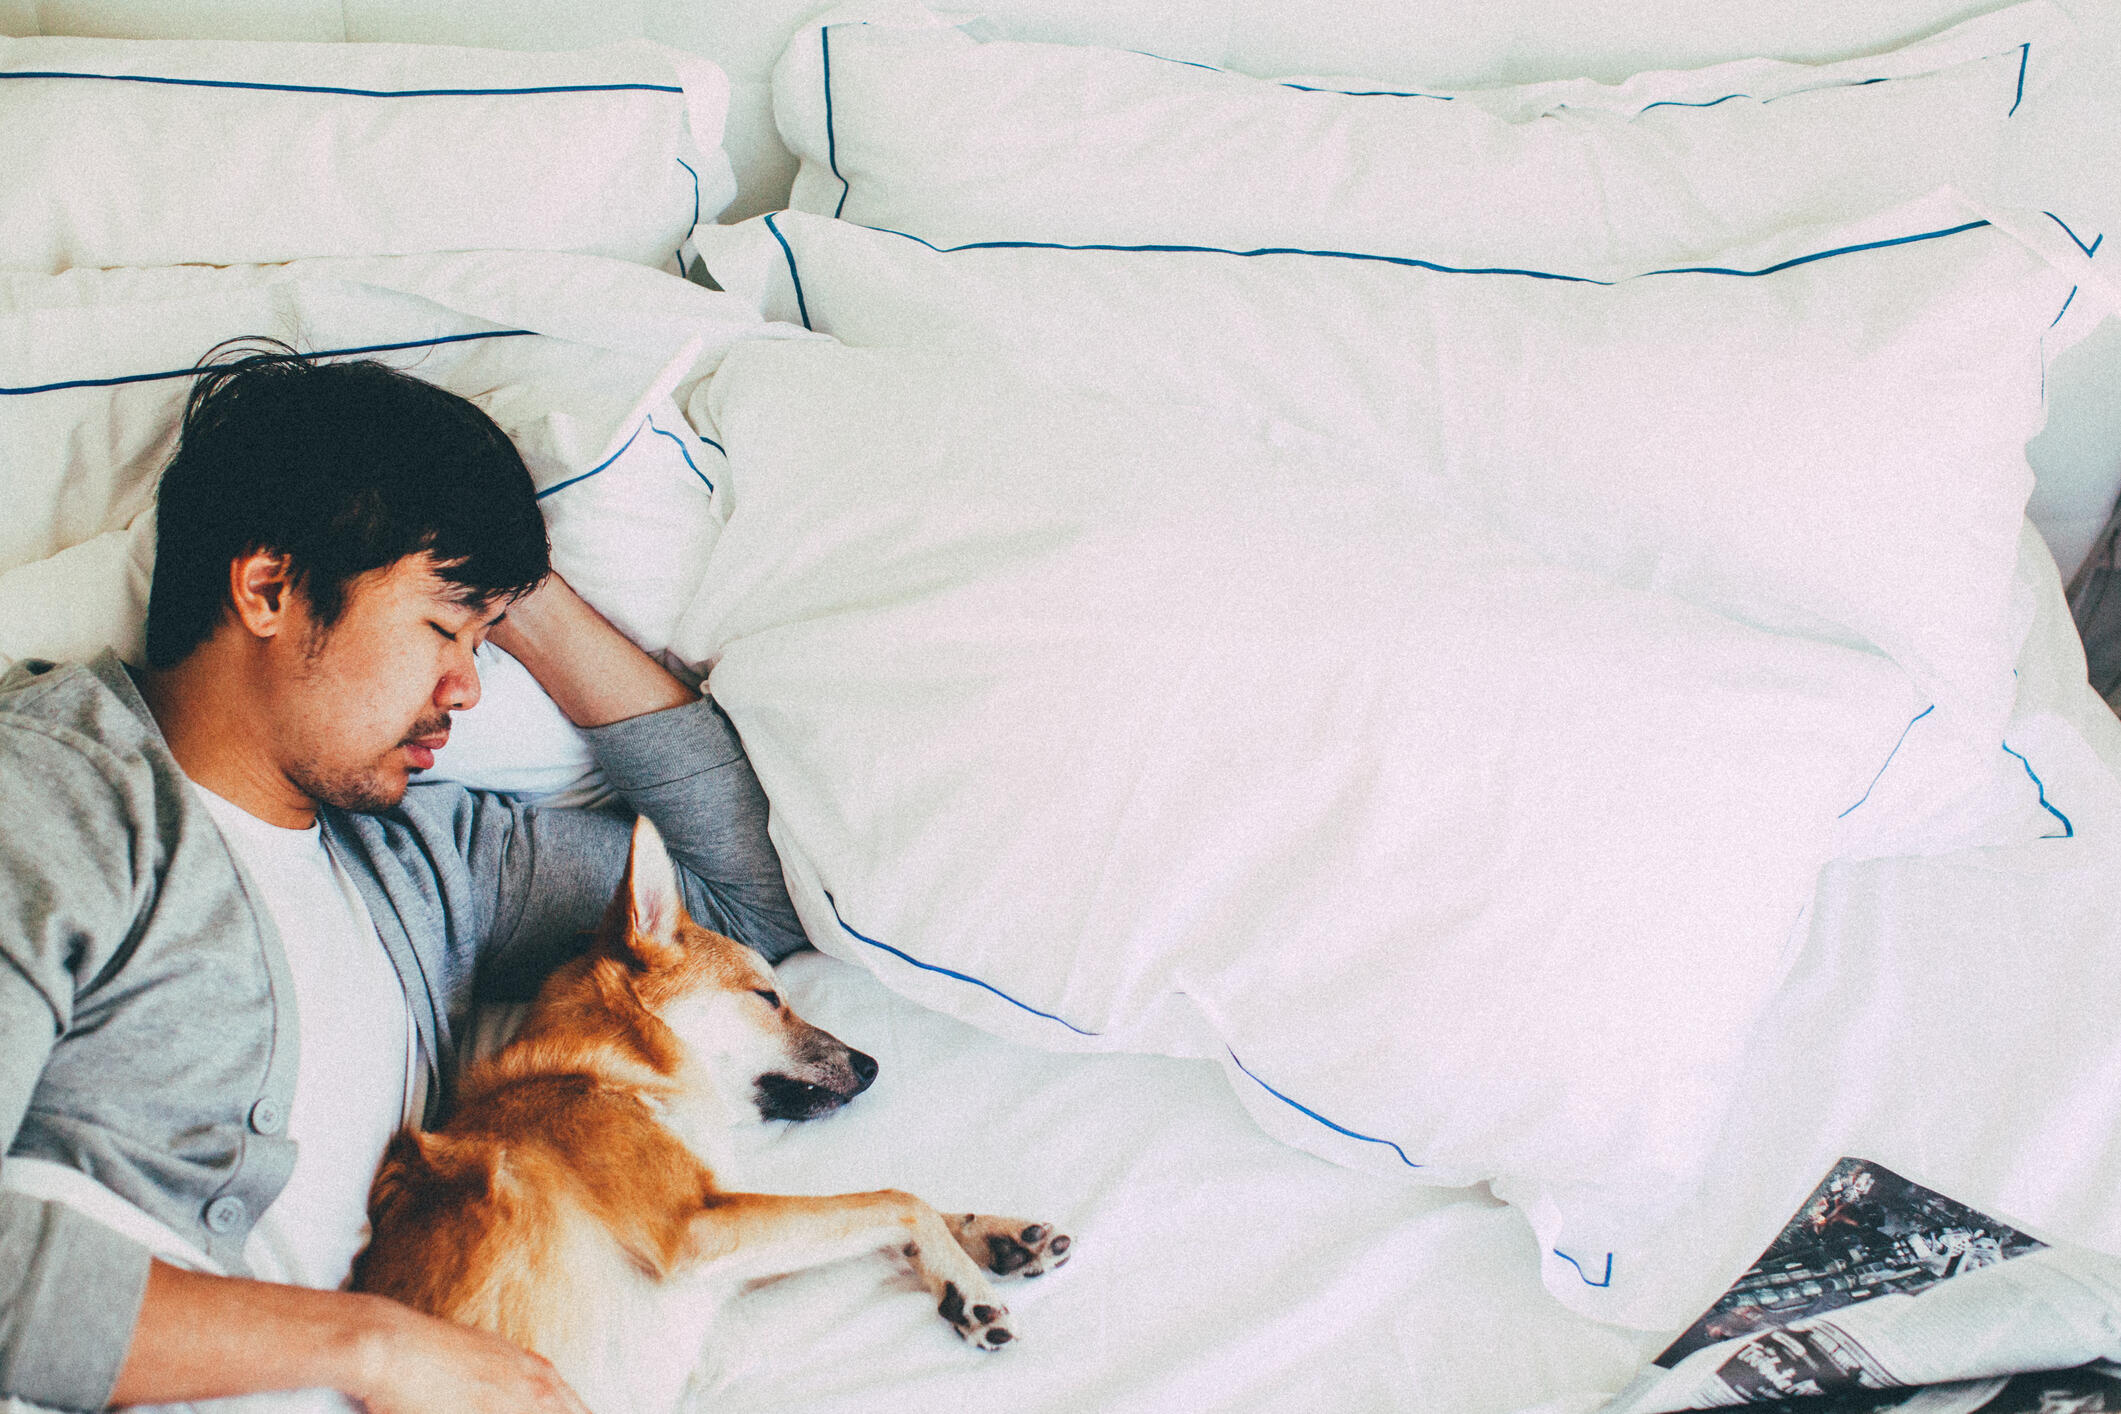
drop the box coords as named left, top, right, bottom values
left=0, top=252, right=798, bottom=574
left=674, top=335, right=1929, bottom=1327
left=772, top=0, right=2068, bottom=278
left=695, top=196, right=2102, bottom=775
left=0, top=511, right=158, bottom=670
left=0, top=35, right=736, bottom=273
left=0, top=252, right=811, bottom=796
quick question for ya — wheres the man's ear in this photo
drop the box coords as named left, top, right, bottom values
left=227, top=550, right=299, bottom=640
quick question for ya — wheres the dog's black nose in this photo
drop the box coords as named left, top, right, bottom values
left=849, top=1049, right=879, bottom=1091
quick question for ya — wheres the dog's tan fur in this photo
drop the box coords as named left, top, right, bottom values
left=352, top=817, right=1068, bottom=1414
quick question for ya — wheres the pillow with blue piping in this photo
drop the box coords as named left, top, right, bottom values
left=0, top=33, right=736, bottom=275
left=696, top=195, right=2110, bottom=780
left=769, top=0, right=2071, bottom=280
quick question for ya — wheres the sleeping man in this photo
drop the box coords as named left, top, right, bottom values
left=0, top=346, right=808, bottom=1413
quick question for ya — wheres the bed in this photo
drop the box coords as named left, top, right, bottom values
left=3, top=0, right=2120, bottom=1410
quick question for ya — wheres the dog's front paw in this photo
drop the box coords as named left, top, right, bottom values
left=948, top=1213, right=1073, bottom=1279
left=938, top=1278, right=1016, bottom=1350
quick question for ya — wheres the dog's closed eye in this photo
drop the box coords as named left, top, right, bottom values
left=752, top=989, right=781, bottom=1008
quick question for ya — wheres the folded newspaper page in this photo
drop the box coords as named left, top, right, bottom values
left=1600, top=1158, right=2121, bottom=1413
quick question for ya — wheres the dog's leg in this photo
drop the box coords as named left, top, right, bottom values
left=944, top=1213, right=1072, bottom=1279
left=685, top=1191, right=1027, bottom=1349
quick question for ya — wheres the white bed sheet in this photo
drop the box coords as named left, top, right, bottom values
left=688, top=948, right=1655, bottom=1414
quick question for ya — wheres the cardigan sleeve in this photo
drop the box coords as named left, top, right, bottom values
left=0, top=719, right=156, bottom=1412
left=453, top=692, right=810, bottom=999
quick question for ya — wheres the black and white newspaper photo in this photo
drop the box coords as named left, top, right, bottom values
left=1599, top=1160, right=2121, bottom=1414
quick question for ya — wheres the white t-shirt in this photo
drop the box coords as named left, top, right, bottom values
left=192, top=784, right=417, bottom=1413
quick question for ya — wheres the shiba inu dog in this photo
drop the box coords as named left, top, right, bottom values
left=352, top=815, right=1070, bottom=1414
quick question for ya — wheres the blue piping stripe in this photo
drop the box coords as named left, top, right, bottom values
left=0, top=70, right=679, bottom=97
left=2000, top=741, right=2073, bottom=839
left=822, top=890, right=1101, bottom=1036
left=822, top=26, right=852, bottom=219
left=1086, top=44, right=2001, bottom=113
left=1839, top=704, right=1935, bottom=819
left=1225, top=1048, right=1422, bottom=1168
left=1129, top=50, right=1479, bottom=100
left=824, top=31, right=2020, bottom=144
left=1278, top=82, right=1452, bottom=100
left=1647, top=220, right=1990, bottom=278
left=1554, top=1249, right=1615, bottom=1287
left=866, top=224, right=1608, bottom=283
left=676, top=155, right=701, bottom=228
left=0, top=328, right=536, bottom=397
left=535, top=419, right=645, bottom=501
left=1642, top=93, right=1748, bottom=111
left=673, top=155, right=702, bottom=274
left=858, top=217, right=1992, bottom=285
left=2052, top=286, right=2079, bottom=328
left=1129, top=50, right=1223, bottom=74
left=645, top=416, right=715, bottom=493
left=1678, top=82, right=1885, bottom=111
left=2044, top=212, right=2104, bottom=260
left=763, top=213, right=816, bottom=327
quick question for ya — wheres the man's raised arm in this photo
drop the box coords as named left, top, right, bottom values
left=482, top=572, right=809, bottom=963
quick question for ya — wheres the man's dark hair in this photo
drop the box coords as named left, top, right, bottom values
left=145, top=340, right=550, bottom=669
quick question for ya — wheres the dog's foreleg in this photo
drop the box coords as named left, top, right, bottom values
left=684, top=1191, right=1023, bottom=1349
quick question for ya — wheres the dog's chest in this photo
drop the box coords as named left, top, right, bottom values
left=549, top=1248, right=742, bottom=1414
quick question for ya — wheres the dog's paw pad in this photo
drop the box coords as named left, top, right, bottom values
left=939, top=1281, right=1015, bottom=1350
left=950, top=1213, right=1073, bottom=1278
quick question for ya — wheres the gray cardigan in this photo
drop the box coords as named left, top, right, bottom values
left=0, top=653, right=808, bottom=1411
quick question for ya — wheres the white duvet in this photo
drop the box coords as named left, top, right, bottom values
left=671, top=339, right=1932, bottom=1325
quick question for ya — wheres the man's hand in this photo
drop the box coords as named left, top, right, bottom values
left=344, top=1293, right=591, bottom=1414
left=485, top=571, right=698, bottom=728
left=111, top=1260, right=591, bottom=1414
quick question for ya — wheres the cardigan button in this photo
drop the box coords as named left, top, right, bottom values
left=249, top=1099, right=285, bottom=1135
left=205, top=1195, right=247, bottom=1234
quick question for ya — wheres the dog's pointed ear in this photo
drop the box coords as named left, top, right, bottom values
left=623, top=815, right=686, bottom=970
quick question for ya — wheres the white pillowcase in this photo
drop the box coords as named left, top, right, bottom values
left=0, top=252, right=812, bottom=796
left=696, top=196, right=2101, bottom=787
left=674, top=336, right=1929, bottom=1327
left=0, top=34, right=736, bottom=273
left=0, top=512, right=159, bottom=670
left=772, top=0, right=2067, bottom=278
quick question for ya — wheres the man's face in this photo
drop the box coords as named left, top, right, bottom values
left=266, top=554, right=504, bottom=814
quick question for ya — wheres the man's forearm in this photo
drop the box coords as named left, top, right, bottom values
left=111, top=1261, right=378, bottom=1405
left=486, top=573, right=695, bottom=728
left=112, top=1260, right=589, bottom=1413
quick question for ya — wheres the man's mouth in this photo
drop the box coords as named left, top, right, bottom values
left=401, top=727, right=450, bottom=772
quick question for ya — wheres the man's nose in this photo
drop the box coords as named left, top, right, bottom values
left=440, top=651, right=482, bottom=712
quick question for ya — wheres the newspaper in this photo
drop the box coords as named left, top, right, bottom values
left=1600, top=1159, right=2121, bottom=1414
